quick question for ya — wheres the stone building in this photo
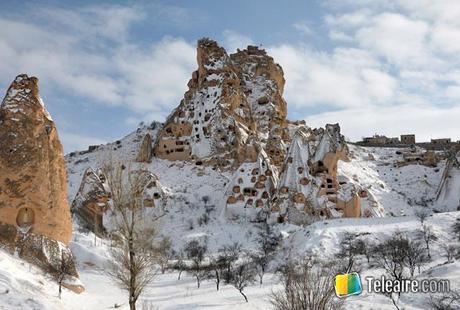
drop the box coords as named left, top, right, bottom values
left=431, top=138, right=451, bottom=145
left=401, top=134, right=415, bottom=144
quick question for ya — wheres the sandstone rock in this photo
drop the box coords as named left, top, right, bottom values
left=136, top=133, right=153, bottom=162
left=133, top=170, right=168, bottom=210
left=71, top=167, right=110, bottom=234
left=0, top=74, right=81, bottom=293
left=0, top=74, right=72, bottom=244
left=153, top=39, right=289, bottom=169
left=272, top=129, right=315, bottom=219
left=225, top=149, right=278, bottom=222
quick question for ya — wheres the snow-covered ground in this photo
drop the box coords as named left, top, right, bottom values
left=2, top=128, right=459, bottom=310
left=2, top=211, right=459, bottom=310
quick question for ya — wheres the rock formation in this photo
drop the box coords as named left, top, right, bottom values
left=134, top=170, right=168, bottom=210
left=0, top=74, right=83, bottom=293
left=71, top=167, right=110, bottom=234
left=151, top=39, right=370, bottom=224
left=230, top=46, right=290, bottom=167
left=225, top=149, right=278, bottom=222
left=153, top=38, right=289, bottom=169
left=136, top=133, right=153, bottom=162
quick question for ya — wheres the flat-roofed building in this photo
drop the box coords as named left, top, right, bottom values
left=401, top=134, right=415, bottom=144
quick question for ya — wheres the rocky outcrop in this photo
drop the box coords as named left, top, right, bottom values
left=0, top=74, right=82, bottom=293
left=0, top=74, right=72, bottom=243
left=271, top=129, right=319, bottom=224
left=71, top=167, right=110, bottom=234
left=134, top=170, right=168, bottom=210
left=230, top=46, right=290, bottom=167
left=269, top=124, right=363, bottom=224
left=153, top=39, right=289, bottom=169
left=136, top=133, right=153, bottom=162
left=152, top=39, right=364, bottom=223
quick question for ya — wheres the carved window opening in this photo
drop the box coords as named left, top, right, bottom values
left=16, top=208, right=35, bottom=227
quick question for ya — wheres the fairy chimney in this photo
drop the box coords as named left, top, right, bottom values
left=0, top=74, right=72, bottom=244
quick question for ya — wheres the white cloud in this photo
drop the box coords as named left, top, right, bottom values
left=0, top=6, right=196, bottom=117
left=356, top=13, right=431, bottom=67
left=269, top=45, right=396, bottom=109
left=293, top=21, right=314, bottom=36
left=304, top=104, right=460, bottom=142
left=114, top=37, right=196, bottom=114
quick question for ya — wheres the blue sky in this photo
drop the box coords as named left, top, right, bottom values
left=1, top=0, right=460, bottom=152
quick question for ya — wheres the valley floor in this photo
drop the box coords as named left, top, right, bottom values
left=2, top=212, right=459, bottom=310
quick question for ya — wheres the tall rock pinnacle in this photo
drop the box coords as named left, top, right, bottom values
left=0, top=74, right=72, bottom=244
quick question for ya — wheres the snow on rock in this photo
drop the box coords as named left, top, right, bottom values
left=224, top=149, right=278, bottom=222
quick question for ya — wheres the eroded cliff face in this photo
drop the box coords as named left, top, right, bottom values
left=153, top=39, right=289, bottom=169
left=0, top=74, right=72, bottom=244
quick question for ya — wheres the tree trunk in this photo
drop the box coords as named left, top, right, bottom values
left=129, top=217, right=137, bottom=310
left=58, top=282, right=62, bottom=299
left=129, top=299, right=136, bottom=310
left=196, top=275, right=200, bottom=288
left=215, top=270, right=220, bottom=291
left=178, top=270, right=182, bottom=280
left=239, top=289, right=248, bottom=302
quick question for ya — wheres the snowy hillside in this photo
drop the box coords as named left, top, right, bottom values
left=2, top=211, right=460, bottom=310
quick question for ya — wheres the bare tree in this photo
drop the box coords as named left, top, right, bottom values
left=229, top=261, right=256, bottom=302
left=184, top=240, right=207, bottom=288
left=337, top=232, right=365, bottom=270
left=416, top=224, right=438, bottom=258
left=371, top=233, right=429, bottom=309
left=218, top=242, right=242, bottom=284
left=453, top=218, right=460, bottom=241
left=104, top=163, right=160, bottom=310
left=207, top=255, right=227, bottom=291
left=429, top=290, right=460, bottom=310
left=251, top=223, right=281, bottom=284
left=154, top=237, right=173, bottom=274
left=173, top=251, right=186, bottom=280
left=270, top=257, right=343, bottom=310
left=415, top=209, right=430, bottom=225
left=403, top=237, right=428, bottom=277
left=441, top=243, right=457, bottom=263
left=56, top=252, right=75, bottom=299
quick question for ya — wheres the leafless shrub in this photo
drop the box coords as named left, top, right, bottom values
left=416, top=224, right=438, bottom=258
left=453, top=218, right=460, bottom=241
left=251, top=223, right=281, bottom=284
left=184, top=239, right=208, bottom=288
left=228, top=260, right=256, bottom=302
left=441, top=243, right=457, bottom=263
left=218, top=242, right=242, bottom=284
left=415, top=209, right=430, bottom=225
left=270, top=257, right=343, bottom=310
left=429, top=290, right=460, bottom=310
left=154, top=237, right=173, bottom=274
